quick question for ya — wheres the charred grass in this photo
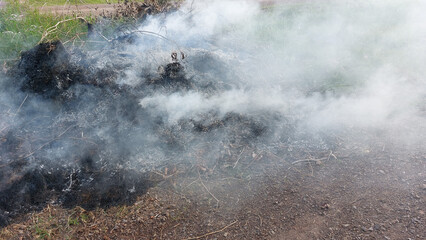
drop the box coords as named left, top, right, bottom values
left=1, top=143, right=425, bottom=239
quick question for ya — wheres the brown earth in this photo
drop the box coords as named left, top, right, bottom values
left=35, top=0, right=308, bottom=16
left=1, top=136, right=424, bottom=239
left=38, top=3, right=119, bottom=16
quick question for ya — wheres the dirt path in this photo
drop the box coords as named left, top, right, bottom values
left=38, top=3, right=119, bottom=15
left=36, top=0, right=306, bottom=16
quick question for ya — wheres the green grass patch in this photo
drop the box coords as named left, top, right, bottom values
left=0, top=0, right=172, bottom=63
left=0, top=1, right=91, bottom=62
left=34, top=225, right=50, bottom=239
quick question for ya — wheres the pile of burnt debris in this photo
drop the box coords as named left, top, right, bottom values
left=0, top=34, right=291, bottom=227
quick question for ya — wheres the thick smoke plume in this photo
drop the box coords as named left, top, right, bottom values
left=136, top=0, right=425, bottom=137
left=0, top=0, right=425, bottom=226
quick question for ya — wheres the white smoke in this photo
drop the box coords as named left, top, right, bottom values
left=131, top=0, right=425, bottom=145
left=0, top=0, right=425, bottom=222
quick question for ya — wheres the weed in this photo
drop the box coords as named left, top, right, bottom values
left=116, top=205, right=129, bottom=217
left=80, top=213, right=89, bottom=222
left=67, top=217, right=79, bottom=226
left=34, top=225, right=50, bottom=239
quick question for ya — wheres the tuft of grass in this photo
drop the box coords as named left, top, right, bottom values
left=34, top=225, right=50, bottom=239
left=80, top=213, right=89, bottom=222
left=67, top=217, right=79, bottom=226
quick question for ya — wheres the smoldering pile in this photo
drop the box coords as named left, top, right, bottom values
left=0, top=32, right=311, bottom=226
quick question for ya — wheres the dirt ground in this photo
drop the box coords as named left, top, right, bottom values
left=38, top=3, right=119, bottom=15
left=1, top=135, right=424, bottom=239
left=35, top=0, right=303, bottom=16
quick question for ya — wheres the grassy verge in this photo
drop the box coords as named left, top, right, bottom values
left=0, top=1, right=94, bottom=63
left=0, top=0, right=177, bottom=64
left=21, top=0, right=144, bottom=7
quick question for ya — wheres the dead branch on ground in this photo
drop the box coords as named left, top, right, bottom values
left=183, top=220, right=238, bottom=240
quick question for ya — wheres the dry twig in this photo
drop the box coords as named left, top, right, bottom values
left=292, top=151, right=338, bottom=165
left=200, top=178, right=219, bottom=207
left=13, top=94, right=28, bottom=118
left=197, top=169, right=219, bottom=207
left=233, top=147, right=245, bottom=169
left=19, top=125, right=76, bottom=160
left=183, top=220, right=238, bottom=240
left=327, top=150, right=338, bottom=161
left=39, top=17, right=87, bottom=44
left=291, top=157, right=327, bottom=165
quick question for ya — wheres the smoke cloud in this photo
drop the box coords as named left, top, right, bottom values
left=133, top=0, right=425, bottom=143
left=0, top=0, right=425, bottom=223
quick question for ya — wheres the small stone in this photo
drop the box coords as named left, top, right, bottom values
left=342, top=224, right=350, bottom=227
left=373, top=224, right=381, bottom=231
left=361, top=226, right=373, bottom=232
left=411, top=218, right=421, bottom=224
left=321, top=203, right=330, bottom=210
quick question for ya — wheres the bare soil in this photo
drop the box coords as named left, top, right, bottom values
left=1, top=138, right=424, bottom=239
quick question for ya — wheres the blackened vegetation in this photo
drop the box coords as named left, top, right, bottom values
left=61, top=167, right=155, bottom=209
left=0, top=36, right=281, bottom=227
left=147, top=62, right=192, bottom=91
left=18, top=41, right=83, bottom=99
left=0, top=167, right=156, bottom=225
